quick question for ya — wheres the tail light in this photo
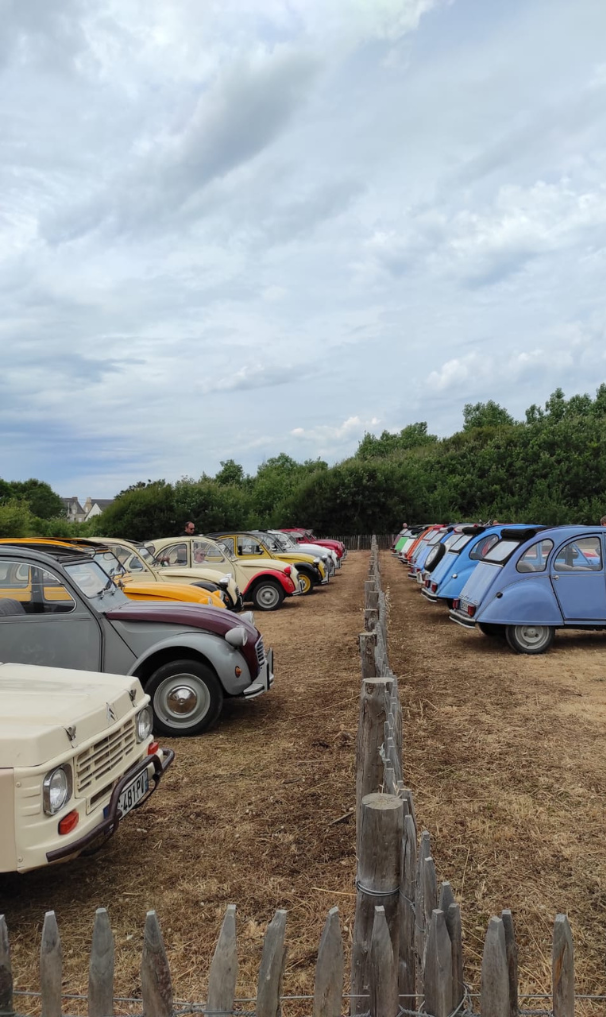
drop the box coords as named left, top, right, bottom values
left=431, top=583, right=438, bottom=592
left=453, top=599, right=460, bottom=610
left=467, top=604, right=476, bottom=617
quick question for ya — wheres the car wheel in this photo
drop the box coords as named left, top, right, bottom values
left=505, top=624, right=554, bottom=654
left=145, top=659, right=223, bottom=736
left=298, top=571, right=314, bottom=595
left=251, top=580, right=285, bottom=611
left=478, top=623, right=506, bottom=638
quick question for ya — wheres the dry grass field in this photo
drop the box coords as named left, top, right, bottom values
left=0, top=555, right=366, bottom=1013
left=383, top=550, right=606, bottom=999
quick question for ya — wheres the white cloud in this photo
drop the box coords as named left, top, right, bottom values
left=2, top=0, right=606, bottom=492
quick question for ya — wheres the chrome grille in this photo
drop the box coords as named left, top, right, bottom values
left=76, top=719, right=136, bottom=795
left=255, top=637, right=266, bottom=666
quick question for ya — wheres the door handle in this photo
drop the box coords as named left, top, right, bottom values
left=552, top=575, right=559, bottom=580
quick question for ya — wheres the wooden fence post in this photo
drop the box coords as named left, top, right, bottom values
left=481, top=917, right=509, bottom=1017
left=206, top=905, right=238, bottom=1017
left=369, top=907, right=397, bottom=1017
left=257, top=910, right=288, bottom=1017
left=89, top=908, right=114, bottom=1017
left=552, top=914, right=574, bottom=1017
left=424, top=910, right=452, bottom=1017
left=351, top=793, right=403, bottom=1015
left=447, top=904, right=464, bottom=1010
left=0, top=916, right=13, bottom=1017
left=314, top=907, right=344, bottom=1017
left=359, top=632, right=377, bottom=680
left=414, top=832, right=431, bottom=992
left=399, top=814, right=417, bottom=1005
left=40, top=912, right=62, bottom=1017
left=356, top=678, right=390, bottom=850
left=141, top=911, right=173, bottom=1017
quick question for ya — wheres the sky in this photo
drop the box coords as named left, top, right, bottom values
left=2, top=0, right=606, bottom=497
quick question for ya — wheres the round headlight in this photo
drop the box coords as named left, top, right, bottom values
left=136, top=706, right=153, bottom=742
left=313, top=557, right=321, bottom=564
left=225, top=626, right=248, bottom=648
left=43, top=766, right=71, bottom=815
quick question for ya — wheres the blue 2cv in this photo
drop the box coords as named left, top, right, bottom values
left=449, top=526, right=606, bottom=654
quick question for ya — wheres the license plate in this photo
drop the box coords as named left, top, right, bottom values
left=118, top=771, right=149, bottom=817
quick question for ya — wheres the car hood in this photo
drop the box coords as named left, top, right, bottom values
left=123, top=581, right=225, bottom=607
left=237, top=559, right=290, bottom=574
left=106, top=600, right=258, bottom=638
left=0, top=664, right=145, bottom=767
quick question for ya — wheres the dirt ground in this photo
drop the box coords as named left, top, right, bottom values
left=0, top=556, right=366, bottom=1012
left=383, top=550, right=606, bottom=998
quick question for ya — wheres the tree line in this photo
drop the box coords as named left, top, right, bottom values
left=2, top=386, right=606, bottom=539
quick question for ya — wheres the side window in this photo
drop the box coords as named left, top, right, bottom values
left=127, top=555, right=144, bottom=571
left=219, top=537, right=235, bottom=555
left=0, top=561, right=75, bottom=616
left=193, top=540, right=226, bottom=564
left=517, top=539, right=554, bottom=573
left=237, top=537, right=261, bottom=555
left=554, top=537, right=603, bottom=572
left=470, top=535, right=499, bottom=560
left=159, top=542, right=188, bottom=566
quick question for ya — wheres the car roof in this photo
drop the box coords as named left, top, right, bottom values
left=0, top=542, right=93, bottom=566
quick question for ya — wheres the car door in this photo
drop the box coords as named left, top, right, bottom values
left=0, top=558, right=103, bottom=669
left=550, top=536, right=606, bottom=622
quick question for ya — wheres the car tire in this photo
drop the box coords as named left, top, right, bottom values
left=425, top=544, right=446, bottom=573
left=505, top=624, right=555, bottom=654
left=145, top=659, right=223, bottom=736
left=478, top=623, right=506, bottom=638
left=297, top=571, right=314, bottom=595
left=251, top=580, right=285, bottom=611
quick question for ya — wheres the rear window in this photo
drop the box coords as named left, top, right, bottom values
left=469, top=534, right=499, bottom=560
left=483, top=539, right=521, bottom=564
left=450, top=534, right=474, bottom=553
left=427, top=530, right=446, bottom=544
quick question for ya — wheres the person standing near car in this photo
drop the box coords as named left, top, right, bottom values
left=183, top=521, right=195, bottom=536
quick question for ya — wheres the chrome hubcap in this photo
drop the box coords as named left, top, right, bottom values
left=518, top=625, right=549, bottom=648
left=258, top=585, right=279, bottom=608
left=155, top=674, right=210, bottom=727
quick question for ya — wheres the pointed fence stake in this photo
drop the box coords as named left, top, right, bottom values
left=89, top=909, right=114, bottom=1017
left=369, top=907, right=397, bottom=1017
left=40, top=912, right=62, bottom=1017
left=257, top=910, right=288, bottom=1017
left=141, top=911, right=173, bottom=1017
left=313, top=907, right=344, bottom=1017
left=501, top=910, right=518, bottom=1017
left=424, top=910, right=453, bottom=1017
left=552, top=914, right=574, bottom=1017
left=399, top=813, right=417, bottom=1003
left=206, top=905, right=238, bottom=1017
left=0, top=916, right=13, bottom=1017
left=446, top=903, right=464, bottom=1010
left=481, top=917, right=509, bottom=1017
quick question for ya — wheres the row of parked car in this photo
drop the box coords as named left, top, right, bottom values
left=393, top=521, right=606, bottom=654
left=0, top=527, right=346, bottom=873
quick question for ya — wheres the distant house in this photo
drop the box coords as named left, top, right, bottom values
left=83, top=498, right=114, bottom=521
left=62, top=497, right=86, bottom=523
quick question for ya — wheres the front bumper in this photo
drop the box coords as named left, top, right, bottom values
left=46, top=749, right=174, bottom=863
left=242, top=648, right=274, bottom=698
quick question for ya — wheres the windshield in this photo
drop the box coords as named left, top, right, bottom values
left=93, top=550, right=125, bottom=579
left=65, top=559, right=117, bottom=599
left=257, top=532, right=280, bottom=552
left=483, top=540, right=522, bottom=564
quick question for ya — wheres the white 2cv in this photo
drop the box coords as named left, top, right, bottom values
left=0, top=662, right=173, bottom=873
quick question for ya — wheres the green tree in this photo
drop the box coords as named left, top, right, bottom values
left=215, top=460, right=245, bottom=486
left=462, top=401, right=515, bottom=430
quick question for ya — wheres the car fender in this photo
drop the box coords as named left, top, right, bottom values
left=243, top=569, right=295, bottom=595
left=477, top=576, right=563, bottom=626
left=129, top=631, right=252, bottom=696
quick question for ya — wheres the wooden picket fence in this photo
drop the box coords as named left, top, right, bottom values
left=0, top=538, right=580, bottom=1017
left=328, top=537, right=395, bottom=552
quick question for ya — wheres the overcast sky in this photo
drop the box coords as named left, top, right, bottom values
left=2, top=0, right=606, bottom=496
